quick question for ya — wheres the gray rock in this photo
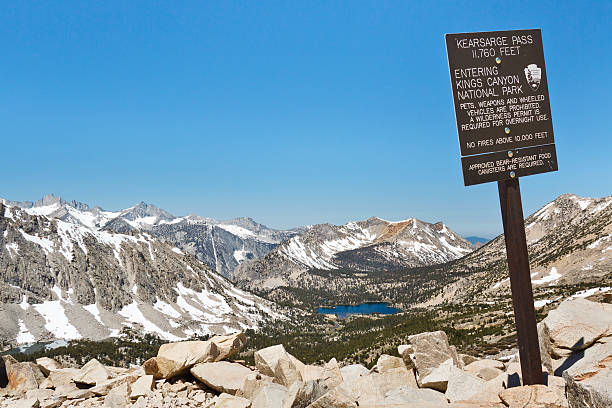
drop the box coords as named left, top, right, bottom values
left=463, top=359, right=505, bottom=381
left=384, top=386, right=450, bottom=406
left=409, top=330, right=460, bottom=390
left=339, top=364, right=368, bottom=384
left=307, top=388, right=357, bottom=408
left=499, top=384, right=567, bottom=408
left=190, top=361, right=253, bottom=395
left=250, top=383, right=289, bottom=408
left=563, top=341, right=612, bottom=408
left=129, top=375, right=154, bottom=399
left=320, top=358, right=343, bottom=389
left=6, top=398, right=40, bottom=408
left=445, top=366, right=486, bottom=402
left=90, top=372, right=140, bottom=396
left=214, top=393, right=252, bottom=408
left=375, top=354, right=404, bottom=373
left=143, top=340, right=219, bottom=379
left=254, top=344, right=303, bottom=387
left=236, top=372, right=275, bottom=401
left=103, top=383, right=130, bottom=408
left=34, top=358, right=62, bottom=376
left=540, top=298, right=612, bottom=357
left=210, top=332, right=248, bottom=361
left=73, top=359, right=110, bottom=385
left=47, top=368, right=81, bottom=388
left=290, top=380, right=327, bottom=408
left=1, top=355, right=44, bottom=394
left=418, top=358, right=456, bottom=392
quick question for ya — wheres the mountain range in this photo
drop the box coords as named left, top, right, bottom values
left=0, top=198, right=281, bottom=346
left=232, top=216, right=475, bottom=290
left=2, top=194, right=300, bottom=278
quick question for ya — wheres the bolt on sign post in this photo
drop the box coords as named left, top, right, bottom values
left=445, top=29, right=558, bottom=385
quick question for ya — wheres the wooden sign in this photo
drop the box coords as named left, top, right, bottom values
left=444, top=29, right=561, bottom=386
left=446, top=29, right=557, bottom=186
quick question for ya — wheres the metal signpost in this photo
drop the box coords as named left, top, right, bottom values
left=445, top=29, right=558, bottom=385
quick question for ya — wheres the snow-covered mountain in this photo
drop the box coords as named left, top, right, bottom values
left=0, top=200, right=281, bottom=346
left=427, top=194, right=612, bottom=306
left=232, top=216, right=475, bottom=290
left=2, top=194, right=299, bottom=277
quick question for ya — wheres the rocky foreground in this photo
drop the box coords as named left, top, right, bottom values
left=1, top=298, right=611, bottom=408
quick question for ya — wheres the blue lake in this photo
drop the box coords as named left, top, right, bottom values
left=317, top=302, right=400, bottom=318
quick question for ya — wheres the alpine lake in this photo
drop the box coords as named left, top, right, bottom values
left=317, top=302, right=400, bottom=318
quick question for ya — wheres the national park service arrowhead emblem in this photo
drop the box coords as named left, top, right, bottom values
left=524, top=64, right=542, bottom=91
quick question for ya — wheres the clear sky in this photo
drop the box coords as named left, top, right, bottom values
left=2, top=1, right=611, bottom=237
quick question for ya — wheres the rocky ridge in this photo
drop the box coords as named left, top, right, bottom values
left=2, top=297, right=611, bottom=407
left=0, top=201, right=280, bottom=346
left=232, top=216, right=475, bottom=290
left=432, top=193, right=612, bottom=306
left=1, top=194, right=300, bottom=277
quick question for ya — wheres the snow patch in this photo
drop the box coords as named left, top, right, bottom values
left=16, top=320, right=36, bottom=344
left=33, top=301, right=82, bottom=340
left=19, top=229, right=55, bottom=254
left=571, top=287, right=612, bottom=299
left=84, top=303, right=104, bottom=325
left=118, top=301, right=183, bottom=341
left=532, top=267, right=562, bottom=285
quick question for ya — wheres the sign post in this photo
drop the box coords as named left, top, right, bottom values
left=445, top=29, right=558, bottom=385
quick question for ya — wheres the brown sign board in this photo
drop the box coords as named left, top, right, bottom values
left=461, top=144, right=557, bottom=186
left=445, top=29, right=558, bottom=186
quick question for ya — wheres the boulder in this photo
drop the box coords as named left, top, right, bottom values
left=375, top=354, right=404, bottom=373
left=254, top=344, right=303, bottom=387
left=1, top=355, right=44, bottom=394
left=34, top=358, right=62, bottom=376
left=499, top=384, right=567, bottom=408
left=143, top=339, right=219, bottom=379
left=47, top=368, right=81, bottom=388
left=65, top=388, right=94, bottom=399
left=445, top=366, right=487, bottom=402
left=397, top=344, right=414, bottom=356
left=191, top=361, right=253, bottom=395
left=210, top=332, right=248, bottom=362
left=458, top=354, right=479, bottom=366
left=302, top=365, right=324, bottom=383
left=89, top=372, right=140, bottom=396
left=250, top=383, right=289, bottom=408
left=214, top=393, right=252, bottom=408
left=129, top=375, right=154, bottom=399
left=39, top=395, right=68, bottom=408
left=103, top=383, right=130, bottom=408
left=236, top=373, right=275, bottom=401
left=73, top=359, right=110, bottom=385
left=448, top=403, right=504, bottom=407
left=307, top=388, right=357, bottom=408
left=290, top=380, right=328, bottom=408
left=540, top=298, right=612, bottom=357
left=409, top=331, right=460, bottom=389
left=339, top=364, right=368, bottom=384
left=337, top=366, right=418, bottom=405
left=6, top=398, right=40, bottom=408
left=397, top=344, right=416, bottom=369
left=538, top=321, right=554, bottom=374
left=384, top=386, right=450, bottom=406
left=562, top=341, right=612, bottom=408
left=320, top=358, right=343, bottom=389
left=52, top=383, right=79, bottom=398
left=463, top=359, right=505, bottom=381
left=24, top=389, right=54, bottom=401
left=418, top=358, right=455, bottom=392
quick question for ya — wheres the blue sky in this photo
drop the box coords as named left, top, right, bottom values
left=1, top=1, right=611, bottom=237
